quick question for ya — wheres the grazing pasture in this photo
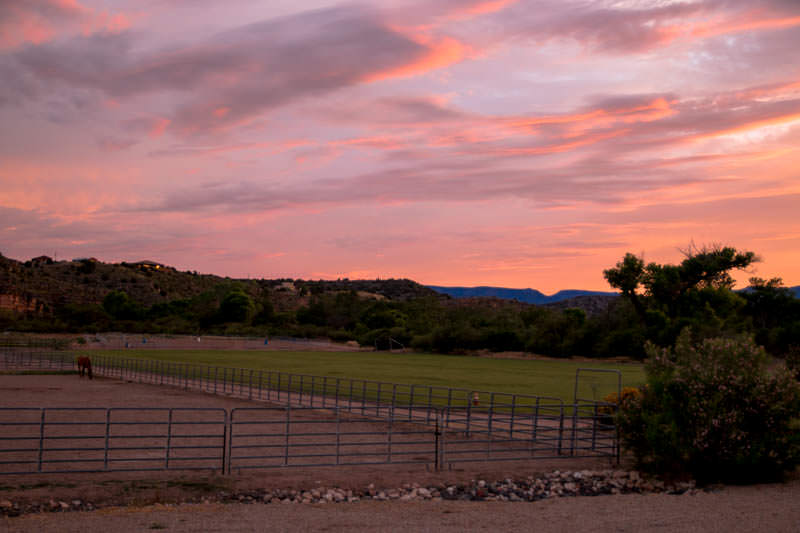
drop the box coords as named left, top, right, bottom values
left=94, top=349, right=645, bottom=402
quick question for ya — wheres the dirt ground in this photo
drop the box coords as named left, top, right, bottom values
left=3, top=481, right=800, bottom=533
left=1, top=375, right=799, bottom=532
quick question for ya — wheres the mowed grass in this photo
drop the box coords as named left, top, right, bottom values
left=95, top=349, right=645, bottom=402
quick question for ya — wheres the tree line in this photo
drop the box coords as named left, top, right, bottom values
left=2, top=245, right=798, bottom=359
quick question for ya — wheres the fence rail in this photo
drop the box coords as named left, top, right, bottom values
left=0, top=407, right=226, bottom=474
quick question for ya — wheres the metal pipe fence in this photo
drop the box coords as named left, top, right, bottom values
left=227, top=407, right=437, bottom=472
left=0, top=407, right=226, bottom=474
left=0, top=405, right=615, bottom=475
left=1, top=351, right=619, bottom=472
left=81, top=353, right=574, bottom=428
left=0, top=351, right=74, bottom=372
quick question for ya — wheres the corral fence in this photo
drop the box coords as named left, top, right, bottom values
left=0, top=407, right=226, bottom=475
left=0, top=350, right=621, bottom=474
left=0, top=405, right=616, bottom=475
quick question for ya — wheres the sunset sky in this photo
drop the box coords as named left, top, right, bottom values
left=1, top=0, right=799, bottom=293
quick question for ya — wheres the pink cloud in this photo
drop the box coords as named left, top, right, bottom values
left=0, top=0, right=130, bottom=50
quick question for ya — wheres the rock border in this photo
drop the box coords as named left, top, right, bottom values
left=0, top=470, right=699, bottom=517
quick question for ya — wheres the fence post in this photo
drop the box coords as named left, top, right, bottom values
left=37, top=408, right=45, bottom=473
left=434, top=411, right=440, bottom=471
left=391, top=385, right=397, bottom=421
left=510, top=395, right=516, bottom=439
left=299, top=375, right=305, bottom=405
left=387, top=412, right=393, bottom=463
left=348, top=380, right=354, bottom=413
left=223, top=410, right=230, bottom=475
left=409, top=385, right=415, bottom=421
left=104, top=408, right=111, bottom=470
left=570, top=404, right=578, bottom=456
left=284, top=407, right=291, bottom=466
left=446, top=389, right=452, bottom=428
left=488, top=392, right=495, bottom=438
left=376, top=382, right=382, bottom=417
left=426, top=387, right=433, bottom=424
left=165, top=409, right=173, bottom=469
left=466, top=393, right=472, bottom=438
left=361, top=382, right=367, bottom=415
left=335, top=408, right=341, bottom=465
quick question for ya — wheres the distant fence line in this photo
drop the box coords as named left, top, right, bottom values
left=0, top=350, right=620, bottom=474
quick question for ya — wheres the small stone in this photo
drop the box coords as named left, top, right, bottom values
left=0, top=500, right=12, bottom=510
left=59, top=501, right=69, bottom=510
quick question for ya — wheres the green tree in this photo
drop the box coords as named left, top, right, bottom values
left=217, top=288, right=254, bottom=323
left=102, top=290, right=144, bottom=320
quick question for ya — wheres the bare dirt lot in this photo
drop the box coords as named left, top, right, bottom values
left=1, top=374, right=799, bottom=532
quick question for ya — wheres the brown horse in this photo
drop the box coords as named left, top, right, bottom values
left=76, top=355, right=93, bottom=379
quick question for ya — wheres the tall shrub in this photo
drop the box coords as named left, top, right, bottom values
left=618, top=330, right=800, bottom=483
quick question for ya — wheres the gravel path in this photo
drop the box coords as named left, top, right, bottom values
left=4, top=480, right=799, bottom=533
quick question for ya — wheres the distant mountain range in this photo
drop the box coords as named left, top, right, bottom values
left=428, top=285, right=800, bottom=304
left=426, top=286, right=619, bottom=304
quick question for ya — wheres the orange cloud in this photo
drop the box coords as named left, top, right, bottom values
left=689, top=14, right=800, bottom=40
left=491, top=128, right=630, bottom=156
left=363, top=35, right=468, bottom=82
left=687, top=112, right=800, bottom=143
left=509, top=98, right=675, bottom=132
left=450, top=0, right=518, bottom=19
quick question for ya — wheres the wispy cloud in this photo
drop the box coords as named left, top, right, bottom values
left=2, top=0, right=799, bottom=290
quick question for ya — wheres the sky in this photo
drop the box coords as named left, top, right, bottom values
left=1, top=0, right=799, bottom=293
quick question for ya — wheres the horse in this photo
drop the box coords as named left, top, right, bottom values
left=76, top=355, right=93, bottom=379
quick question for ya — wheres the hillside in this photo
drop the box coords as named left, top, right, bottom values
left=0, top=253, right=438, bottom=316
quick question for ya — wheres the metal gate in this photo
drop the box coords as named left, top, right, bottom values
left=0, top=408, right=227, bottom=474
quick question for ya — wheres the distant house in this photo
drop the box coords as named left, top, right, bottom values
left=30, top=255, right=53, bottom=266
left=132, top=260, right=166, bottom=271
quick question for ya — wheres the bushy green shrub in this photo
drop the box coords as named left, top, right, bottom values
left=617, top=330, right=800, bottom=483
left=786, top=345, right=800, bottom=381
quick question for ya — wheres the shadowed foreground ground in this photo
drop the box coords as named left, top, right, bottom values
left=4, top=479, right=799, bottom=533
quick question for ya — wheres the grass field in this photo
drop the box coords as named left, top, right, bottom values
left=95, top=349, right=645, bottom=402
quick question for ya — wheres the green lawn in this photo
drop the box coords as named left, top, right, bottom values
left=95, top=349, right=645, bottom=402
